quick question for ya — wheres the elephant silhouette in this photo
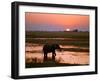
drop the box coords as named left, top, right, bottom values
left=43, top=44, right=61, bottom=60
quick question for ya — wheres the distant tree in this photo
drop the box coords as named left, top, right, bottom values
left=73, top=29, right=78, bottom=32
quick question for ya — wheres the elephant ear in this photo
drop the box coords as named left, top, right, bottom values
left=53, top=44, right=60, bottom=49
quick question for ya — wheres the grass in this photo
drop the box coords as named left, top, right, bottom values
left=26, top=62, right=89, bottom=68
left=26, top=55, right=89, bottom=68
left=26, top=31, right=89, bottom=39
left=26, top=31, right=89, bottom=47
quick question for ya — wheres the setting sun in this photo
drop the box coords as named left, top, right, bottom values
left=66, top=29, right=70, bottom=31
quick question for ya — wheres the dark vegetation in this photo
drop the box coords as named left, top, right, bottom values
left=26, top=31, right=89, bottom=47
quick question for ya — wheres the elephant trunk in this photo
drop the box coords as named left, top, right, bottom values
left=59, top=48, right=63, bottom=51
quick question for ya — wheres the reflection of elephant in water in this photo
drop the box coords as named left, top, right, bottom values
left=43, top=44, right=61, bottom=57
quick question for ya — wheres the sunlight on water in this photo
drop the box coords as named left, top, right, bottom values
left=25, top=43, right=89, bottom=65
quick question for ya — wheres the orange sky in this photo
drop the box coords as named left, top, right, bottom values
left=25, top=12, right=89, bottom=31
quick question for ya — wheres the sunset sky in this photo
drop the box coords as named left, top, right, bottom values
left=25, top=12, right=89, bottom=31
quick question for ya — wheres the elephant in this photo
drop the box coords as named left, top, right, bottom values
left=43, top=44, right=61, bottom=58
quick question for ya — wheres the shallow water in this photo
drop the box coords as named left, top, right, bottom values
left=25, top=43, right=89, bottom=65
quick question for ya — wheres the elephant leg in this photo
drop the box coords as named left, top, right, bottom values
left=52, top=51, right=56, bottom=56
left=44, top=53, right=47, bottom=61
left=52, top=53, right=55, bottom=61
left=43, top=51, right=47, bottom=57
